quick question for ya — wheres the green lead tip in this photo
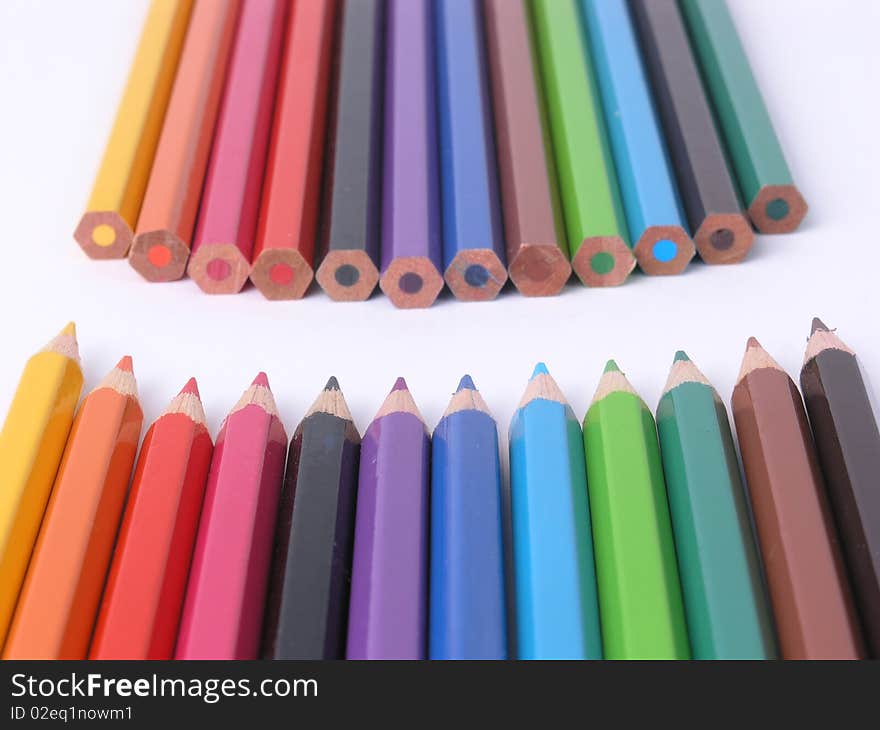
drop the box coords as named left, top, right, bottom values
left=531, top=362, right=549, bottom=378
left=603, top=359, right=620, bottom=373
left=674, top=350, right=690, bottom=363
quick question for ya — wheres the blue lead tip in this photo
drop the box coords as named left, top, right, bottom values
left=674, top=350, right=690, bottom=363
left=456, top=374, right=476, bottom=392
left=531, top=362, right=549, bottom=378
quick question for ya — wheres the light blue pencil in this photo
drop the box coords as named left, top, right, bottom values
left=509, top=363, right=602, bottom=659
left=581, top=0, right=695, bottom=275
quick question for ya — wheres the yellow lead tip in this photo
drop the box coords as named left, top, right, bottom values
left=61, top=322, right=76, bottom=338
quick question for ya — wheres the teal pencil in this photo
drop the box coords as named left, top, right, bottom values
left=656, top=351, right=776, bottom=659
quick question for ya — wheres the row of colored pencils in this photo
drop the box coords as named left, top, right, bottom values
left=1, top=319, right=874, bottom=660
left=74, top=0, right=807, bottom=307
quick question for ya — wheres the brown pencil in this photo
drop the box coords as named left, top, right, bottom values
left=801, top=319, right=880, bottom=656
left=731, top=338, right=863, bottom=659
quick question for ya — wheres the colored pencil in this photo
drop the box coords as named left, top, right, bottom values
left=431, top=375, right=506, bottom=660
left=90, top=379, right=213, bottom=660
left=0, top=324, right=83, bottom=648
left=532, top=0, right=634, bottom=288
left=656, top=351, right=775, bottom=659
left=262, top=378, right=360, bottom=660
left=186, top=0, right=287, bottom=294
left=74, top=0, right=194, bottom=259
left=731, top=338, right=863, bottom=659
left=581, top=0, right=694, bottom=275
left=483, top=0, right=570, bottom=297
left=378, top=0, right=444, bottom=309
left=175, top=374, right=287, bottom=659
left=435, top=0, right=507, bottom=301
left=315, top=0, right=385, bottom=303
left=629, top=0, right=754, bottom=264
left=801, top=320, right=880, bottom=656
left=347, top=378, right=430, bottom=658
left=582, top=360, right=689, bottom=659
left=3, top=358, right=143, bottom=660
left=681, top=0, right=808, bottom=233
left=250, top=0, right=337, bottom=300
left=509, top=364, right=602, bottom=660
left=129, top=0, right=241, bottom=283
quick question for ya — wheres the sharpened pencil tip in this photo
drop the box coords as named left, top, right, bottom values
left=116, top=355, right=133, bottom=373
left=604, top=359, right=620, bottom=373
left=456, top=374, right=476, bottom=392
left=61, top=322, right=76, bottom=337
left=811, top=317, right=829, bottom=334
left=531, top=362, right=549, bottom=378
left=180, top=377, right=200, bottom=398
left=324, top=376, right=340, bottom=391
left=746, top=336, right=761, bottom=349
left=252, top=372, right=270, bottom=388
left=391, top=377, right=408, bottom=392
left=674, top=350, right=690, bottom=363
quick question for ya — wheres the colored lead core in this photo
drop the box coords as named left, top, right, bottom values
left=92, top=225, right=117, bottom=248
left=652, top=240, right=677, bottom=263
left=766, top=198, right=789, bottom=221
left=399, top=273, right=424, bottom=295
left=591, top=252, right=615, bottom=276
left=269, top=264, right=294, bottom=286
left=710, top=229, right=734, bottom=251
left=147, top=245, right=172, bottom=269
left=464, top=265, right=490, bottom=288
left=334, top=265, right=360, bottom=287
left=205, top=259, right=231, bottom=282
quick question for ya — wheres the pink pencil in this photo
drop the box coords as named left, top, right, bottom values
left=175, top=373, right=287, bottom=659
left=186, top=0, right=287, bottom=294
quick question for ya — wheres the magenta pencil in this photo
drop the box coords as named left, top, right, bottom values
left=175, top=374, right=287, bottom=660
left=186, top=0, right=287, bottom=294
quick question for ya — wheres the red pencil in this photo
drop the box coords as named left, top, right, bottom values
left=186, top=0, right=287, bottom=294
left=175, top=373, right=287, bottom=659
left=250, top=0, right=337, bottom=300
left=89, top=379, right=213, bottom=660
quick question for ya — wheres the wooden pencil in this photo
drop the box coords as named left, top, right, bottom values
left=0, top=324, right=83, bottom=648
left=129, top=0, right=242, bottom=283
left=731, top=338, right=864, bottom=659
left=176, top=374, right=287, bottom=659
left=681, top=0, right=808, bottom=233
left=801, top=320, right=880, bottom=656
left=532, top=0, right=635, bottom=288
left=315, top=0, right=385, bottom=302
left=74, top=0, right=194, bottom=259
left=3, top=358, right=143, bottom=660
left=630, top=0, right=754, bottom=264
left=582, top=360, right=690, bottom=659
left=250, top=0, right=337, bottom=300
left=509, top=364, right=602, bottom=659
left=186, top=0, right=287, bottom=294
left=90, top=379, right=213, bottom=660
left=347, top=379, right=430, bottom=658
left=656, top=352, right=775, bottom=659
left=482, top=0, right=570, bottom=297
left=430, top=376, right=506, bottom=660
left=378, top=0, right=444, bottom=309
left=435, top=0, right=507, bottom=301
left=581, top=0, right=695, bottom=275
left=262, top=378, right=360, bottom=660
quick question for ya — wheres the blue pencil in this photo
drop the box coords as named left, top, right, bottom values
left=430, top=375, right=507, bottom=659
left=435, top=0, right=507, bottom=301
left=509, top=363, right=602, bottom=659
left=580, top=0, right=695, bottom=275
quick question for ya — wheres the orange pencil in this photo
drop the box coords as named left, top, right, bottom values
left=2, top=358, right=143, bottom=660
left=129, top=0, right=243, bottom=283
left=249, top=0, right=337, bottom=299
left=90, top=379, right=213, bottom=660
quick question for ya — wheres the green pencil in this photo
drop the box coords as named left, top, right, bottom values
left=656, top=351, right=776, bottom=659
left=680, top=0, right=807, bottom=233
left=531, top=0, right=634, bottom=288
left=583, top=360, right=689, bottom=659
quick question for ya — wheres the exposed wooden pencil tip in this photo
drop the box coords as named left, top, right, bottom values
left=604, top=359, right=620, bottom=373
left=531, top=362, right=549, bottom=378
left=811, top=317, right=829, bottom=334
left=592, top=360, right=639, bottom=406
left=179, top=378, right=200, bottom=398
left=746, top=336, right=761, bottom=349
left=391, top=377, right=408, bottom=392
left=252, top=372, right=270, bottom=388
left=456, top=374, right=476, bottom=392
left=674, top=350, right=690, bottom=363
left=324, top=376, right=340, bottom=391
left=737, top=338, right=782, bottom=382
left=116, top=356, right=133, bottom=373
left=61, top=322, right=76, bottom=337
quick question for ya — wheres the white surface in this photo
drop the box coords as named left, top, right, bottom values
left=0, top=0, right=878, bottom=446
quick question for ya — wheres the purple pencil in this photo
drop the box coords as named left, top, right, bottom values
left=346, top=378, right=430, bottom=659
left=378, top=0, right=444, bottom=309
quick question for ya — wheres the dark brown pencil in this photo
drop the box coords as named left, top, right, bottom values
left=801, top=319, right=880, bottom=657
left=731, top=338, right=863, bottom=659
left=483, top=0, right=570, bottom=297
left=629, top=0, right=754, bottom=264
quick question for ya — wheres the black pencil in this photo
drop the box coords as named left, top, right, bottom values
left=261, top=377, right=361, bottom=659
left=315, top=0, right=385, bottom=302
left=629, top=0, right=753, bottom=264
left=801, top=319, right=880, bottom=657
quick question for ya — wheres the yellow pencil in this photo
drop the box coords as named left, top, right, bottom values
left=74, top=0, right=194, bottom=259
left=0, top=323, right=83, bottom=647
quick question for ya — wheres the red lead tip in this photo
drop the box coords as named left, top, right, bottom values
left=116, top=355, right=134, bottom=373
left=179, top=377, right=200, bottom=398
left=252, top=372, right=270, bottom=388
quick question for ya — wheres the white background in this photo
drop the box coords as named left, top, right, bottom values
left=0, top=0, right=877, bottom=449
